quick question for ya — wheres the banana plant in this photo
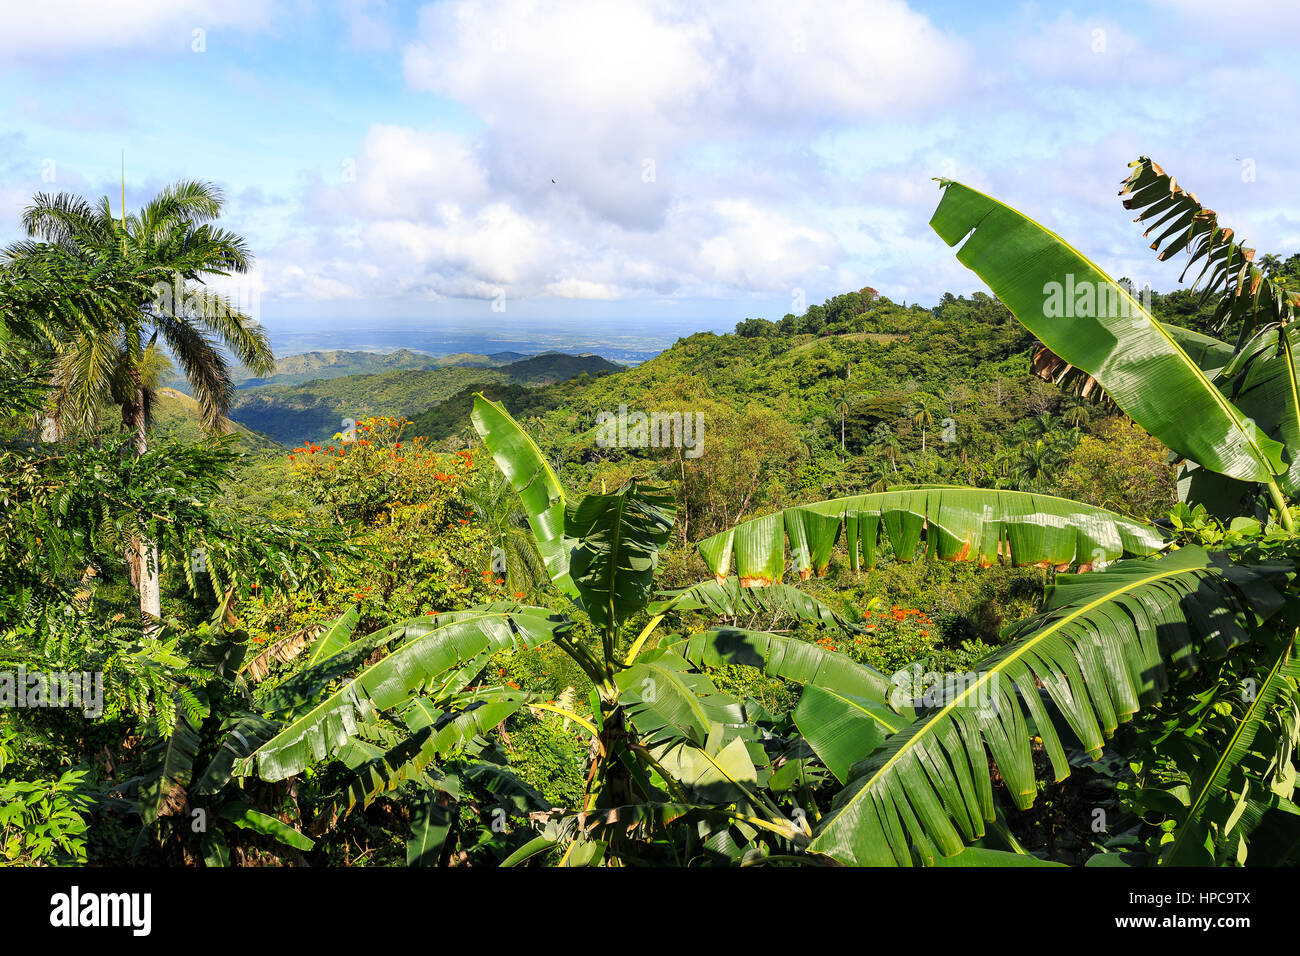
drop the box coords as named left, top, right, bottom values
left=471, top=359, right=1298, bottom=864
left=126, top=601, right=568, bottom=865
left=469, top=393, right=910, bottom=864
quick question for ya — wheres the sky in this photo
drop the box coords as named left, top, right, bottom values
left=2, top=0, right=1298, bottom=336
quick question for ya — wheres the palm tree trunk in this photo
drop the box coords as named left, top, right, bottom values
left=126, top=371, right=162, bottom=626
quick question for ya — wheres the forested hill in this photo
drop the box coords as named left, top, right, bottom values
left=414, top=289, right=1037, bottom=453
left=151, top=387, right=282, bottom=455
left=409, top=287, right=1188, bottom=533
left=229, top=350, right=622, bottom=444
left=169, top=347, right=530, bottom=391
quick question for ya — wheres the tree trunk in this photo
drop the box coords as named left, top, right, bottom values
left=126, top=375, right=162, bottom=628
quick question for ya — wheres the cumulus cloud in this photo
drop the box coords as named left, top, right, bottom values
left=401, top=0, right=968, bottom=229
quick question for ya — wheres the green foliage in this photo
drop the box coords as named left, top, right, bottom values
left=0, top=765, right=92, bottom=866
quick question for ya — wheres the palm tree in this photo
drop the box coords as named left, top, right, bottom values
left=1014, top=438, right=1057, bottom=488
left=4, top=180, right=273, bottom=623
left=907, top=396, right=934, bottom=455
left=833, top=395, right=849, bottom=459
left=1059, top=394, right=1091, bottom=429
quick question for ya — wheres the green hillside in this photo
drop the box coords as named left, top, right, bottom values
left=230, top=351, right=622, bottom=445
left=165, top=347, right=527, bottom=392
left=151, top=387, right=283, bottom=455
left=408, top=288, right=1186, bottom=536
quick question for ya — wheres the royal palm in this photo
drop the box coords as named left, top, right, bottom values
left=4, top=180, right=273, bottom=622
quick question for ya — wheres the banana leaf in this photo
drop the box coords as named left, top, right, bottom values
left=794, top=684, right=897, bottom=783
left=233, top=608, right=566, bottom=781
left=566, top=479, right=676, bottom=632
left=616, top=650, right=744, bottom=747
left=808, top=548, right=1284, bottom=866
left=697, top=486, right=1168, bottom=585
left=406, top=787, right=452, bottom=867
left=930, top=179, right=1286, bottom=484
left=1218, top=324, right=1300, bottom=496
left=651, top=578, right=866, bottom=633
left=1120, top=156, right=1300, bottom=342
left=219, top=804, right=315, bottom=851
left=330, top=691, right=532, bottom=814
left=1162, top=629, right=1300, bottom=865
left=471, top=394, right=576, bottom=597
left=674, top=627, right=896, bottom=705
left=303, top=603, right=360, bottom=667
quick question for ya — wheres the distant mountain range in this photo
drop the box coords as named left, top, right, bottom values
left=226, top=351, right=622, bottom=445
left=167, top=347, right=532, bottom=391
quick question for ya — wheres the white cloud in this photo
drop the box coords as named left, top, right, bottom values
left=401, top=0, right=968, bottom=230
left=348, top=125, right=490, bottom=220
left=692, top=200, right=841, bottom=290
left=544, top=279, right=623, bottom=300
left=0, top=1, right=277, bottom=56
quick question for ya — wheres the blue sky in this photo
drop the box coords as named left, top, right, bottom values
left=2, top=0, right=1298, bottom=335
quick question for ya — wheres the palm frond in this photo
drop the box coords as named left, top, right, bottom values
left=1120, top=157, right=1300, bottom=343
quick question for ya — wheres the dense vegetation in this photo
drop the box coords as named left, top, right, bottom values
left=3, top=156, right=1299, bottom=868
